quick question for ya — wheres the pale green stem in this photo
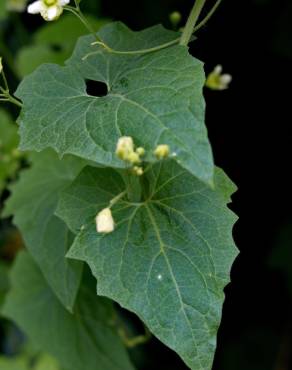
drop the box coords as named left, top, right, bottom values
left=193, top=0, right=223, bottom=32
left=1, top=69, right=9, bottom=92
left=89, top=38, right=180, bottom=57
left=4, top=94, right=23, bottom=108
left=118, top=325, right=152, bottom=348
left=0, top=68, right=22, bottom=108
left=64, top=5, right=99, bottom=40
left=180, top=0, right=207, bottom=46
left=109, top=190, right=127, bottom=208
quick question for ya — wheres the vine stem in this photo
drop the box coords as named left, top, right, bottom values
left=88, top=38, right=180, bottom=58
left=180, top=0, right=208, bottom=46
left=0, top=94, right=23, bottom=107
left=64, top=5, right=99, bottom=41
left=1, top=69, right=9, bottom=92
left=193, top=0, right=223, bottom=32
left=118, top=325, right=152, bottom=348
left=109, top=190, right=127, bottom=208
left=0, top=70, right=22, bottom=108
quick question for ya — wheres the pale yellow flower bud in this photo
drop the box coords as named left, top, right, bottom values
left=96, top=208, right=114, bottom=233
left=116, top=136, right=134, bottom=160
left=127, top=152, right=140, bottom=164
left=0, top=57, right=3, bottom=73
left=154, top=144, right=170, bottom=159
left=133, top=166, right=143, bottom=176
left=136, top=147, right=145, bottom=156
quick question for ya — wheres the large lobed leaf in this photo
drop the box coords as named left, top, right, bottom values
left=2, top=252, right=134, bottom=370
left=3, top=150, right=85, bottom=311
left=57, top=161, right=238, bottom=370
left=16, top=22, right=214, bottom=184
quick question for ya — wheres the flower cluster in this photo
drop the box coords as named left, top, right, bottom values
left=116, top=136, right=145, bottom=175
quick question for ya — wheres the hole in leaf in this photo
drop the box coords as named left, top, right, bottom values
left=85, top=80, right=108, bottom=97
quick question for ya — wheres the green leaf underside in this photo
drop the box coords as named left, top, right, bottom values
left=57, top=161, right=238, bottom=370
left=3, top=150, right=85, bottom=311
left=2, top=252, right=134, bottom=370
left=16, top=22, right=214, bottom=184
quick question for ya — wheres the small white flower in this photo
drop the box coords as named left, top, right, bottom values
left=96, top=208, right=115, bottom=234
left=27, top=0, right=70, bottom=21
left=206, top=64, right=232, bottom=90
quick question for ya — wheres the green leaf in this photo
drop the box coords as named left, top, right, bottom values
left=16, top=22, right=214, bottom=184
left=2, top=252, right=135, bottom=370
left=57, top=162, right=238, bottom=370
left=0, top=355, right=28, bottom=370
left=3, top=150, right=85, bottom=311
left=33, top=353, right=61, bottom=370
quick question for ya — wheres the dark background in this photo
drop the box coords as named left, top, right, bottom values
left=1, top=0, right=292, bottom=369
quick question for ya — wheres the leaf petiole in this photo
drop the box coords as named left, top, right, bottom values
left=64, top=5, right=100, bottom=42
left=180, top=0, right=207, bottom=46
left=109, top=190, right=127, bottom=208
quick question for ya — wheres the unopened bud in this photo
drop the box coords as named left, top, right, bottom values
left=96, top=208, right=114, bottom=233
left=154, top=144, right=170, bottom=159
left=169, top=11, right=182, bottom=27
left=116, top=136, right=134, bottom=160
left=127, top=152, right=141, bottom=164
left=136, top=147, right=145, bottom=156
left=0, top=57, right=3, bottom=73
left=133, top=166, right=143, bottom=176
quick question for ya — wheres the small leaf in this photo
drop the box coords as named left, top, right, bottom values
left=3, top=150, right=85, bottom=311
left=57, top=161, right=238, bottom=370
left=2, top=252, right=135, bottom=370
left=16, top=22, right=214, bottom=184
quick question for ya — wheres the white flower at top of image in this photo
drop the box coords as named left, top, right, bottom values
left=27, top=0, right=70, bottom=21
left=206, top=65, right=232, bottom=90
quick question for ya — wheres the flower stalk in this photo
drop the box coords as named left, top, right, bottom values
left=180, top=0, right=207, bottom=46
